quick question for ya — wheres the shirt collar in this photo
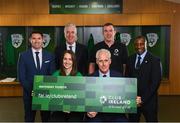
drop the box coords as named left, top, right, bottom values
left=32, top=48, right=42, bottom=53
left=136, top=50, right=147, bottom=60
left=66, top=42, right=76, bottom=47
left=99, top=70, right=110, bottom=77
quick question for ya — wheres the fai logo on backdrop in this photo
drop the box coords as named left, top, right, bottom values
left=11, top=34, right=23, bottom=48
left=146, top=33, right=159, bottom=47
left=120, top=33, right=131, bottom=46
left=100, top=96, right=107, bottom=104
left=43, top=33, right=51, bottom=48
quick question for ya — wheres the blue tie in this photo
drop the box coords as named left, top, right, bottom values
left=35, top=52, right=40, bottom=71
left=136, top=55, right=141, bottom=69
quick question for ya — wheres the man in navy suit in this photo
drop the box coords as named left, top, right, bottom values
left=18, top=31, right=55, bottom=122
left=55, top=23, right=88, bottom=75
left=126, top=36, right=162, bottom=122
left=85, top=49, right=128, bottom=122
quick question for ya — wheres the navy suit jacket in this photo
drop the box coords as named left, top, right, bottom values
left=87, top=70, right=127, bottom=122
left=126, top=51, right=162, bottom=107
left=18, top=48, right=55, bottom=99
left=91, top=70, right=122, bottom=77
left=55, top=42, right=88, bottom=75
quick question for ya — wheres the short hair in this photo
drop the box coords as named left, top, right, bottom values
left=96, top=49, right=111, bottom=60
left=134, top=35, right=147, bottom=49
left=134, top=35, right=147, bottom=43
left=64, top=23, right=78, bottom=41
left=103, top=23, right=115, bottom=32
left=103, top=23, right=114, bottom=28
left=29, top=31, right=43, bottom=38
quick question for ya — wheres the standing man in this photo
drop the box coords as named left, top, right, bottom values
left=126, top=36, right=162, bottom=122
left=89, top=23, right=128, bottom=76
left=55, top=23, right=88, bottom=75
left=85, top=49, right=128, bottom=122
left=18, top=31, right=55, bottom=122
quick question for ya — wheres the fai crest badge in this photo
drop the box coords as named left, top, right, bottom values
left=100, top=96, right=107, bottom=104
left=146, top=33, right=159, bottom=47
left=42, top=33, right=51, bottom=48
left=120, top=33, right=131, bottom=46
left=11, top=34, right=23, bottom=48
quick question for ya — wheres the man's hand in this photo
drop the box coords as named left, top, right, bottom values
left=87, top=112, right=97, bottom=118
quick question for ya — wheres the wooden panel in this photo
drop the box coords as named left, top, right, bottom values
left=141, top=14, right=160, bottom=25
left=123, top=0, right=142, bottom=13
left=159, top=80, right=170, bottom=95
left=170, top=4, right=180, bottom=94
left=0, top=15, right=24, bottom=26
left=0, top=82, right=23, bottom=97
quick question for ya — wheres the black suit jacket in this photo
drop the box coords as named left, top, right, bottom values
left=55, top=42, right=88, bottom=75
left=126, top=51, right=162, bottom=107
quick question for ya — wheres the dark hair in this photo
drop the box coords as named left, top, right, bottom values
left=103, top=23, right=114, bottom=28
left=134, top=35, right=146, bottom=43
left=60, top=50, right=78, bottom=76
left=29, top=31, right=43, bottom=38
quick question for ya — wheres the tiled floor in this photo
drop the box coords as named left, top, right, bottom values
left=0, top=96, right=180, bottom=122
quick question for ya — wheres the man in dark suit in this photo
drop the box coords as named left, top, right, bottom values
left=85, top=49, right=128, bottom=122
left=126, top=36, right=162, bottom=122
left=55, top=23, right=88, bottom=75
left=18, top=31, right=55, bottom=122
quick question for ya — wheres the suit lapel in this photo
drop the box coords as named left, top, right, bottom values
left=75, top=43, right=81, bottom=61
left=140, top=52, right=150, bottom=69
left=29, top=49, right=37, bottom=70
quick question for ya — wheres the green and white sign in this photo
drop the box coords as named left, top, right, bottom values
left=32, top=76, right=137, bottom=113
left=49, top=0, right=123, bottom=14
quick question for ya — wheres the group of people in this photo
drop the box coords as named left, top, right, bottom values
left=17, top=22, right=162, bottom=122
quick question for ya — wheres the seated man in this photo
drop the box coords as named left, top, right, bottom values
left=84, top=49, right=128, bottom=122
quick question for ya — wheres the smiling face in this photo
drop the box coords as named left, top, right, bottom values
left=103, top=25, right=116, bottom=43
left=64, top=25, right=77, bottom=45
left=30, top=33, right=43, bottom=50
left=96, top=51, right=111, bottom=74
left=134, top=37, right=147, bottom=55
left=63, top=52, right=73, bottom=70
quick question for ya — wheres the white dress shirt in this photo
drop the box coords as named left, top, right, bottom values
left=32, top=48, right=42, bottom=69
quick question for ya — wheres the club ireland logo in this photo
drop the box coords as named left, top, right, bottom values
left=11, top=34, right=23, bottom=48
left=120, top=33, right=131, bottom=46
left=100, top=96, right=107, bottom=104
left=42, top=33, right=51, bottom=48
left=113, top=49, right=119, bottom=56
left=146, top=33, right=159, bottom=47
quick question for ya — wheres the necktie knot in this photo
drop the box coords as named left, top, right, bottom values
left=35, top=51, right=39, bottom=55
left=69, top=46, right=72, bottom=51
left=103, top=74, right=107, bottom=77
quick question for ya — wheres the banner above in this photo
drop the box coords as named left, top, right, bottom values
left=32, top=75, right=137, bottom=113
left=49, top=0, right=123, bottom=14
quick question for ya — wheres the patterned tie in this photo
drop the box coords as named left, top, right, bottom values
left=35, top=52, right=40, bottom=71
left=136, top=55, right=141, bottom=69
left=69, top=46, right=72, bottom=51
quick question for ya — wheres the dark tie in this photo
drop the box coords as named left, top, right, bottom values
left=35, top=52, right=40, bottom=71
left=136, top=55, right=141, bottom=69
left=103, top=74, right=107, bottom=77
left=69, top=46, right=72, bottom=51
